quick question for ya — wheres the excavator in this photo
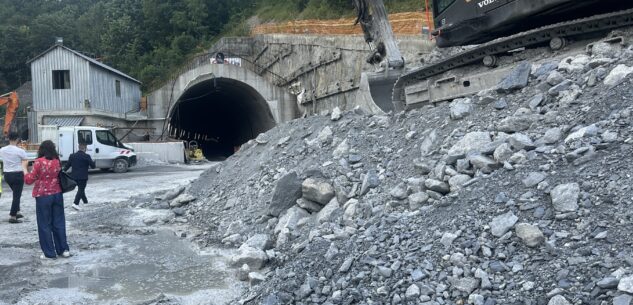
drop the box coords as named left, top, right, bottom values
left=0, top=91, right=18, bottom=138
left=354, top=0, right=633, bottom=111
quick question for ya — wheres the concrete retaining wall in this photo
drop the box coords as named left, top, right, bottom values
left=127, top=142, right=185, bottom=164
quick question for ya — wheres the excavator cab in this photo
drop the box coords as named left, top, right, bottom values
left=0, top=91, right=19, bottom=139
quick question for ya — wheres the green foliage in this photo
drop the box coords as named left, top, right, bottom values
left=0, top=0, right=422, bottom=93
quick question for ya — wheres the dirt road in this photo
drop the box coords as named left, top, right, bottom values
left=0, top=164, right=243, bottom=305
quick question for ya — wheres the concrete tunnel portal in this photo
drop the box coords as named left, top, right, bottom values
left=168, top=77, right=276, bottom=160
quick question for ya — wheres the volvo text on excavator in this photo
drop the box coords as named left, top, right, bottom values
left=0, top=92, right=19, bottom=138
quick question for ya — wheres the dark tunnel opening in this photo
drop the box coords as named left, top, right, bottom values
left=168, top=78, right=276, bottom=160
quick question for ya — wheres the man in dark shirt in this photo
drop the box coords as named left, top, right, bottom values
left=63, top=143, right=96, bottom=211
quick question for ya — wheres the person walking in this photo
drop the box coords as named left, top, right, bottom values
left=24, top=140, right=70, bottom=259
left=63, top=143, right=95, bottom=211
left=1, top=132, right=28, bottom=223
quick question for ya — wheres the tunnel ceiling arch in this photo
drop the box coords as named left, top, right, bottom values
left=168, top=77, right=276, bottom=159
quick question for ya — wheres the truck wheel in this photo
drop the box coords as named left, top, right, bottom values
left=113, top=159, right=129, bottom=173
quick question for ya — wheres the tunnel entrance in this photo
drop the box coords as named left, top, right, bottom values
left=168, top=77, right=276, bottom=160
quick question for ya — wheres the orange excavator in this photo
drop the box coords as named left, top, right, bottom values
left=0, top=91, right=19, bottom=138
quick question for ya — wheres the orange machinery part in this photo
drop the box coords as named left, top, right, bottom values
left=0, top=91, right=19, bottom=137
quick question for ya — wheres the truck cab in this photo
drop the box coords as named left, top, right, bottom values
left=57, top=126, right=137, bottom=173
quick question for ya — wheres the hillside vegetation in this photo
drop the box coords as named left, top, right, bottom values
left=0, top=0, right=424, bottom=93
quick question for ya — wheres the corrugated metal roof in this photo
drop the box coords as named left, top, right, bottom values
left=44, top=116, right=84, bottom=127
left=27, top=44, right=141, bottom=84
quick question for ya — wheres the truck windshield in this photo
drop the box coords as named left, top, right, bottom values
left=435, top=0, right=456, bottom=15
left=96, top=130, right=125, bottom=148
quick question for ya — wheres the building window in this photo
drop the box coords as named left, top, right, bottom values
left=52, top=70, right=71, bottom=89
left=115, top=80, right=121, bottom=97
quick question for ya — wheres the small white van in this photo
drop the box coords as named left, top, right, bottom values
left=40, top=126, right=137, bottom=173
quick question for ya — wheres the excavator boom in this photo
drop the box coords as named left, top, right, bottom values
left=0, top=91, right=19, bottom=137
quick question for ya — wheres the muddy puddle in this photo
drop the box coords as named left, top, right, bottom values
left=32, top=230, right=241, bottom=304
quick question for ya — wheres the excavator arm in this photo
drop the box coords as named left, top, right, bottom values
left=0, top=91, right=19, bottom=137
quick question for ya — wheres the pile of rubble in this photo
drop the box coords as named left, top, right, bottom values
left=162, top=31, right=633, bottom=305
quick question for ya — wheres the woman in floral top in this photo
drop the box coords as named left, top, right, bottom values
left=23, top=140, right=70, bottom=259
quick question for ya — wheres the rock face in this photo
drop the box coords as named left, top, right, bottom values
left=302, top=178, right=335, bottom=205
left=268, top=172, right=303, bottom=217
left=490, top=211, right=518, bottom=237
left=515, top=223, right=545, bottom=247
left=550, top=183, right=580, bottom=212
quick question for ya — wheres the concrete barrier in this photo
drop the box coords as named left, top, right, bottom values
left=127, top=142, right=185, bottom=164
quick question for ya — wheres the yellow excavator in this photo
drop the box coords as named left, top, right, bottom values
left=0, top=91, right=19, bottom=138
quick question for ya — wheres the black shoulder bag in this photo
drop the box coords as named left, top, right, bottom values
left=59, top=171, right=77, bottom=193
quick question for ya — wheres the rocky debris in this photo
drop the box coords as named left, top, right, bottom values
left=268, top=172, right=303, bottom=217
left=248, top=272, right=266, bottom=285
left=550, top=183, right=580, bottom=212
left=180, top=30, right=633, bottom=305
left=301, top=178, right=335, bottom=205
left=614, top=295, right=633, bottom=305
left=243, top=234, right=272, bottom=251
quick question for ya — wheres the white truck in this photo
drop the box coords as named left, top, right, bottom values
left=36, top=125, right=137, bottom=173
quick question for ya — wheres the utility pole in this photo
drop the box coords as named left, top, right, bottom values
left=353, top=0, right=404, bottom=69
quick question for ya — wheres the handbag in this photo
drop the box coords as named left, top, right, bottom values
left=59, top=171, right=77, bottom=193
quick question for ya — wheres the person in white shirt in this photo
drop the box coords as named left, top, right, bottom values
left=0, top=132, right=28, bottom=223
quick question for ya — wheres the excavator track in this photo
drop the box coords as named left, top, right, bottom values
left=392, top=8, right=633, bottom=110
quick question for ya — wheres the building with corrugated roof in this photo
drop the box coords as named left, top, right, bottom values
left=27, top=40, right=145, bottom=142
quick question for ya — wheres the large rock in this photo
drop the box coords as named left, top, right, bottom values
left=274, top=206, right=310, bottom=234
left=230, top=246, right=268, bottom=270
left=509, top=133, right=535, bottom=150
left=541, top=128, right=563, bottom=144
left=243, top=234, right=272, bottom=251
left=450, top=98, right=473, bottom=120
left=316, top=198, right=342, bottom=224
left=618, top=276, right=633, bottom=294
left=332, top=139, right=350, bottom=159
left=169, top=193, right=196, bottom=208
left=158, top=186, right=186, bottom=201
left=268, top=172, right=303, bottom=217
left=493, top=143, right=514, bottom=162
left=550, top=183, right=580, bottom=212
left=497, top=115, right=536, bottom=133
left=425, top=179, right=450, bottom=195
left=420, top=129, right=439, bottom=156
left=522, top=172, right=547, bottom=188
left=515, top=223, right=545, bottom=247
left=296, top=198, right=323, bottom=213
left=497, top=61, right=531, bottom=92
left=490, top=211, right=518, bottom=237
left=604, top=64, right=633, bottom=87
left=449, top=175, right=471, bottom=191
left=448, top=132, right=492, bottom=160
left=330, top=107, right=342, bottom=121
left=468, top=154, right=499, bottom=172
left=548, top=295, right=571, bottom=305
left=360, top=171, right=380, bottom=195
left=302, top=178, right=335, bottom=205
left=405, top=284, right=420, bottom=300
left=453, top=277, right=480, bottom=293
left=613, top=294, right=633, bottom=305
